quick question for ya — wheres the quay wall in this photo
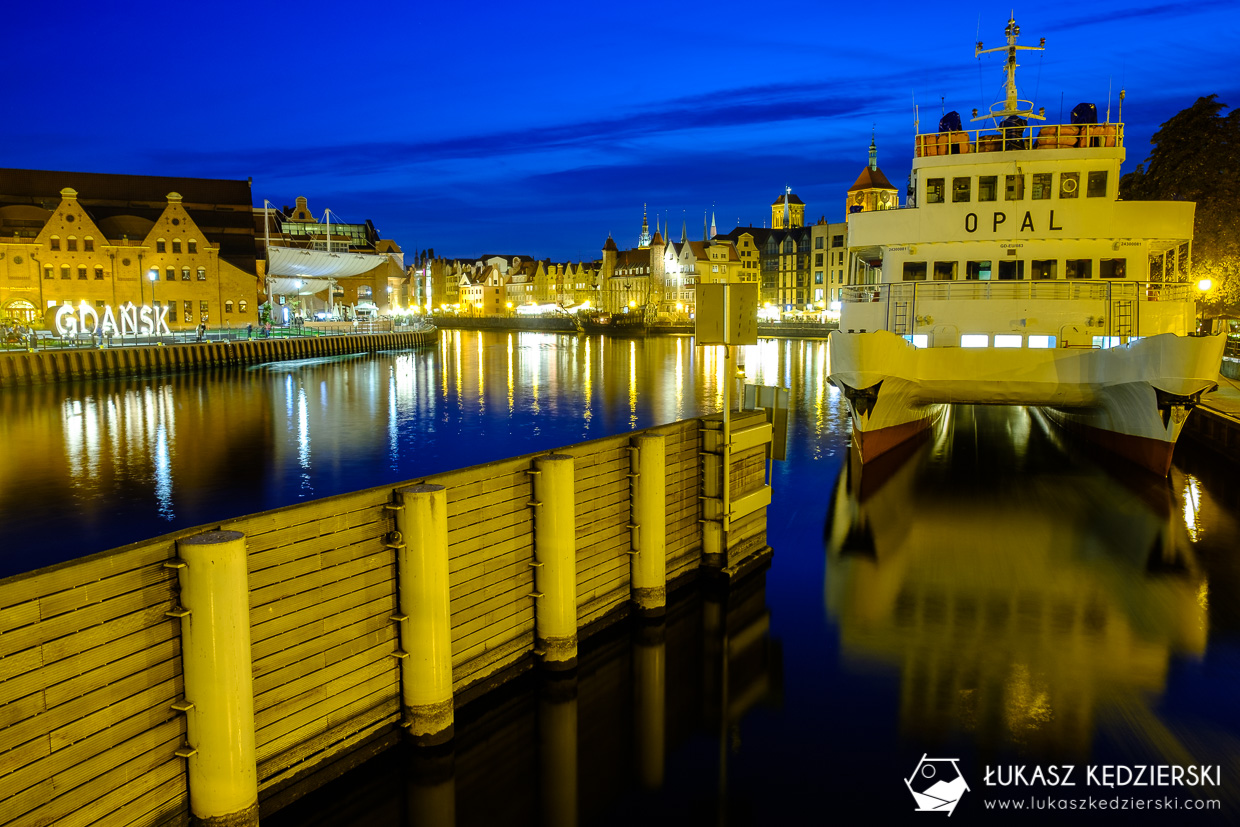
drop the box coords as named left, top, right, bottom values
left=0, top=412, right=772, bottom=826
left=0, top=330, right=437, bottom=389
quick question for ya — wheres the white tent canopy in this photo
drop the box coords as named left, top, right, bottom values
left=265, top=277, right=335, bottom=296
left=267, top=245, right=386, bottom=279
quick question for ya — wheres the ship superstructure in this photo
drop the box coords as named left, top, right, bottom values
left=827, top=16, right=1225, bottom=475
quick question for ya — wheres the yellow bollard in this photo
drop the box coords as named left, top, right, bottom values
left=395, top=484, right=455, bottom=745
left=633, top=621, right=666, bottom=790
left=533, top=454, right=578, bottom=670
left=630, top=435, right=667, bottom=615
left=175, top=530, right=259, bottom=827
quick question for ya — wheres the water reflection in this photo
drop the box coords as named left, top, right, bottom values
left=825, top=405, right=1207, bottom=758
left=267, top=571, right=781, bottom=827
left=0, top=332, right=839, bottom=578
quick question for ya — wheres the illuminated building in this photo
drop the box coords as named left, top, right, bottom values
left=256, top=197, right=405, bottom=320
left=0, top=169, right=259, bottom=328
left=845, top=135, right=900, bottom=216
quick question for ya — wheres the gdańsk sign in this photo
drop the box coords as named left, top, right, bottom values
left=54, top=301, right=172, bottom=337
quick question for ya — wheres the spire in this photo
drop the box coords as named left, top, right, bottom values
left=869, top=128, right=877, bottom=171
left=783, top=185, right=791, bottom=228
left=703, top=210, right=708, bottom=242
left=638, top=203, right=651, bottom=247
left=681, top=212, right=687, bottom=243
left=710, top=211, right=717, bottom=240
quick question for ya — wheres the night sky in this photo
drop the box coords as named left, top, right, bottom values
left=8, top=0, right=1239, bottom=261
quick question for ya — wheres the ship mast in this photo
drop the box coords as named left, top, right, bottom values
left=972, top=15, right=1046, bottom=123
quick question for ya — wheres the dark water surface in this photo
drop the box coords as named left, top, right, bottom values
left=5, top=330, right=1239, bottom=824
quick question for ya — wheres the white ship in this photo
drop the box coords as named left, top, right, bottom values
left=827, top=16, right=1226, bottom=475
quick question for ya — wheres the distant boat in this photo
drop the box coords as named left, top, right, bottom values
left=577, top=310, right=647, bottom=337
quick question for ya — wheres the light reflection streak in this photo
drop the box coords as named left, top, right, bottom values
left=507, top=334, right=514, bottom=414
left=389, top=372, right=398, bottom=469
left=583, top=338, right=592, bottom=427
left=675, top=339, right=683, bottom=419
left=154, top=422, right=173, bottom=519
left=297, top=386, right=311, bottom=483
left=453, top=331, right=462, bottom=410
left=478, top=334, right=485, bottom=412
left=629, top=340, right=637, bottom=427
left=1183, top=474, right=1203, bottom=542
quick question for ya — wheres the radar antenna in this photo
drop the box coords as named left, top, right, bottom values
left=972, top=14, right=1046, bottom=123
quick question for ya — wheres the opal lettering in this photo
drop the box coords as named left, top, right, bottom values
left=54, top=301, right=170, bottom=337
left=962, top=211, right=1066, bottom=233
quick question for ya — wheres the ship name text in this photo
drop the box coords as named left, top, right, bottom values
left=965, top=210, right=1064, bottom=234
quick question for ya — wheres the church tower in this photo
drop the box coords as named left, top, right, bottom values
left=771, top=186, right=805, bottom=229
left=846, top=134, right=899, bottom=218
left=638, top=204, right=652, bottom=248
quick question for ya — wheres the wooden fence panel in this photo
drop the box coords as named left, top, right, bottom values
left=0, top=541, right=187, bottom=827
left=573, top=437, right=632, bottom=626
left=239, top=492, right=401, bottom=792
left=435, top=457, right=536, bottom=693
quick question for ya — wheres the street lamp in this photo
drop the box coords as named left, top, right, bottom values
left=1196, top=278, right=1214, bottom=334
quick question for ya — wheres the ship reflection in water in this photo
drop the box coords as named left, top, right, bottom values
left=825, top=404, right=1209, bottom=759
left=268, top=572, right=782, bottom=827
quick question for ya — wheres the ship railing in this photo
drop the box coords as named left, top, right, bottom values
left=841, top=280, right=1196, bottom=304
left=914, top=122, right=1124, bottom=157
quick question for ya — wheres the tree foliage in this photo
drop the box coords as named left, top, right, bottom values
left=1120, top=95, right=1240, bottom=312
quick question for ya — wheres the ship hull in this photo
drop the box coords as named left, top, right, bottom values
left=828, top=330, right=1224, bottom=474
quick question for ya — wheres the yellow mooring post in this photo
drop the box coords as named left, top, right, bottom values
left=533, top=454, right=578, bottom=670
left=395, top=483, right=455, bottom=745
left=175, top=530, right=259, bottom=827
left=629, top=434, right=667, bottom=615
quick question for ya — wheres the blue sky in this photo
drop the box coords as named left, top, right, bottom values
left=7, top=0, right=1239, bottom=260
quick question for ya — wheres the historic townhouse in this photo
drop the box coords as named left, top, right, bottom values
left=0, top=170, right=260, bottom=330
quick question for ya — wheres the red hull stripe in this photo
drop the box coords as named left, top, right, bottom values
left=1051, top=418, right=1176, bottom=476
left=855, top=417, right=935, bottom=463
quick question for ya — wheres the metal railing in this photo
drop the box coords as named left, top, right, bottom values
left=842, top=280, right=1194, bottom=304
left=915, top=122, right=1124, bottom=157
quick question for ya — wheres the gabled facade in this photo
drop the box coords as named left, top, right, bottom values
left=1, top=184, right=259, bottom=329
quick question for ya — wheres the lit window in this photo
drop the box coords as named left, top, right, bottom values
left=1031, top=173, right=1052, bottom=200
left=994, top=334, right=1023, bottom=348
left=926, top=179, right=945, bottom=203
left=44, top=266, right=53, bottom=279
left=182, top=267, right=191, bottom=281
left=1092, top=336, right=1121, bottom=349
left=197, top=268, right=206, bottom=281
left=902, top=334, right=929, bottom=348
left=961, top=334, right=989, bottom=348
left=225, top=301, right=234, bottom=313
left=240, top=300, right=248, bottom=313
left=1028, top=335, right=1055, bottom=348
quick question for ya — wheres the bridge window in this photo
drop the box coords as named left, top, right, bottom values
left=933, top=261, right=956, bottom=280
left=1099, top=258, right=1126, bottom=278
left=978, top=176, right=997, bottom=201
left=1005, top=174, right=1024, bottom=201
left=961, top=334, right=989, bottom=348
left=1028, top=335, right=1056, bottom=348
left=1031, top=259, right=1057, bottom=279
left=994, top=334, right=1023, bottom=348
left=952, top=177, right=971, bottom=202
left=998, top=260, right=1025, bottom=280
left=1066, top=259, right=1092, bottom=279
left=1031, top=173, right=1053, bottom=200
left=965, top=260, right=992, bottom=280
left=1060, top=172, right=1079, bottom=198
left=1087, top=171, right=1108, bottom=198
left=926, top=178, right=945, bottom=204
left=902, top=262, right=927, bottom=281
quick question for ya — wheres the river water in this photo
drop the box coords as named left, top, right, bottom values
left=5, top=330, right=1239, bottom=824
